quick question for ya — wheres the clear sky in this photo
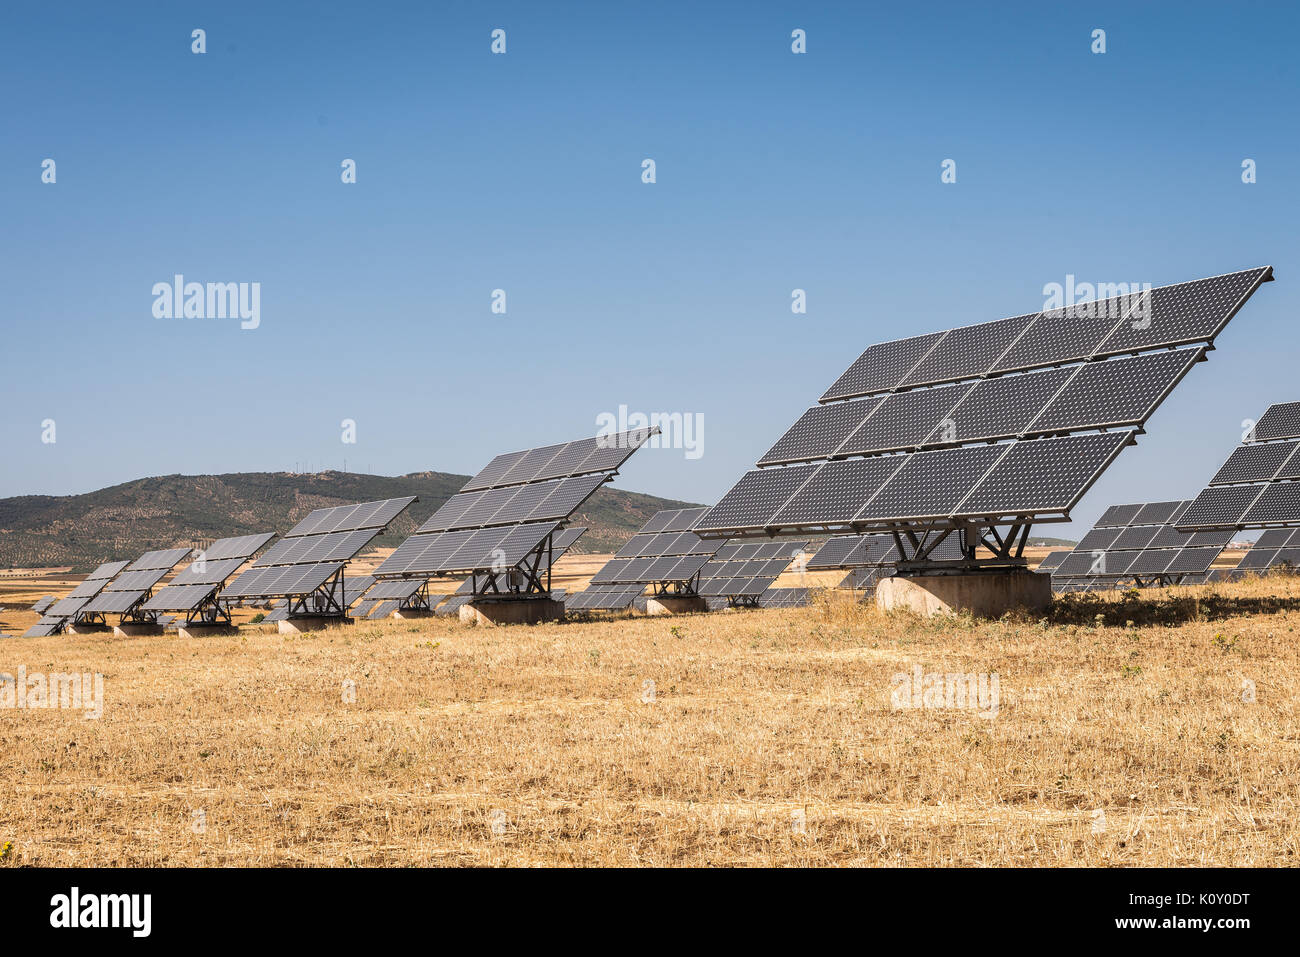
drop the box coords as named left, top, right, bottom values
left=3, top=1, right=1297, bottom=538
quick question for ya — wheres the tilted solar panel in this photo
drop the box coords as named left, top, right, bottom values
left=699, top=268, right=1270, bottom=558
left=1178, top=403, right=1300, bottom=531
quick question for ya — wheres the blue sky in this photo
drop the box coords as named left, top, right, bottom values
left=3, top=1, right=1297, bottom=538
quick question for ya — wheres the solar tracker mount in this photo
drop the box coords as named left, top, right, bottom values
left=375, top=428, right=657, bottom=605
left=694, top=266, right=1273, bottom=578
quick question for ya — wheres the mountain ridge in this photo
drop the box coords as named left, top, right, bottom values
left=0, top=470, right=700, bottom=570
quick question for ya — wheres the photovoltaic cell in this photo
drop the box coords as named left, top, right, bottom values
left=900, top=314, right=1034, bottom=387
left=1178, top=485, right=1262, bottom=529
left=771, top=457, right=907, bottom=526
left=836, top=382, right=974, bottom=455
left=954, top=432, right=1133, bottom=516
left=1094, top=268, right=1272, bottom=355
left=857, top=445, right=1006, bottom=521
left=1209, top=442, right=1299, bottom=485
left=1253, top=402, right=1300, bottom=442
left=758, top=398, right=883, bottom=466
left=819, top=331, right=946, bottom=402
left=1028, top=348, right=1202, bottom=432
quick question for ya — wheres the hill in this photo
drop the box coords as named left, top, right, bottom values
left=0, top=471, right=699, bottom=571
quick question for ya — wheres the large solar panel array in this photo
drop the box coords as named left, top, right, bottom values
left=222, top=497, right=416, bottom=617
left=78, top=547, right=191, bottom=620
left=436, top=527, right=589, bottom=617
left=587, top=508, right=718, bottom=588
left=376, top=430, right=654, bottom=586
left=565, top=583, right=646, bottom=612
left=1051, top=501, right=1234, bottom=588
left=697, top=540, right=809, bottom=603
left=23, top=560, right=130, bottom=637
left=1229, top=528, right=1300, bottom=573
left=1177, top=403, right=1300, bottom=531
left=696, top=268, right=1273, bottom=554
left=141, top=532, right=276, bottom=624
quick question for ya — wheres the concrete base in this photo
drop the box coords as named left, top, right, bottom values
left=459, top=598, right=564, bottom=626
left=644, top=595, right=708, bottom=616
left=392, top=607, right=435, bottom=620
left=112, top=623, right=163, bottom=638
left=876, top=570, right=1053, bottom=618
left=176, top=623, right=239, bottom=639
left=278, top=616, right=352, bottom=634
left=65, top=623, right=110, bottom=635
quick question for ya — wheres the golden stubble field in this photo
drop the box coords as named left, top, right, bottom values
left=1, top=570, right=1298, bottom=867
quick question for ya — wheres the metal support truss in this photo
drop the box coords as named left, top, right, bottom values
left=891, top=520, right=1035, bottom=576
left=464, top=533, right=555, bottom=600
left=649, top=571, right=703, bottom=599
left=286, top=567, right=347, bottom=619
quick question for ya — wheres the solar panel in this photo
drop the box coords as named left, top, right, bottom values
left=142, top=532, right=275, bottom=618
left=699, top=268, right=1271, bottom=570
left=758, top=398, right=884, bottom=466
left=1036, top=550, right=1071, bottom=571
left=365, top=578, right=425, bottom=601
left=30, top=596, right=56, bottom=614
left=820, top=331, right=946, bottom=402
left=1209, top=441, right=1300, bottom=485
left=216, top=498, right=414, bottom=616
left=1051, top=499, right=1232, bottom=585
left=566, top=583, right=646, bottom=611
left=378, top=433, right=655, bottom=604
left=127, top=547, right=192, bottom=571
left=1177, top=401, right=1300, bottom=533
left=22, top=618, right=64, bottom=638
left=462, top=429, right=656, bottom=491
left=696, top=540, right=809, bottom=601
left=759, top=587, right=812, bottom=608
left=1253, top=402, right=1300, bottom=442
left=587, top=508, right=713, bottom=582
left=284, top=496, right=417, bottom=538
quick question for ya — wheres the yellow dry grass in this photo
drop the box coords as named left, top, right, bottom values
left=1, top=573, right=1298, bottom=867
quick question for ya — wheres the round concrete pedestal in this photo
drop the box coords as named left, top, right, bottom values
left=459, top=598, right=564, bottom=626
left=112, top=623, right=164, bottom=638
left=176, top=623, right=239, bottom=639
left=644, top=595, right=708, bottom=616
left=277, top=616, right=352, bottom=634
left=876, top=571, right=1052, bottom=618
left=392, top=608, right=434, bottom=620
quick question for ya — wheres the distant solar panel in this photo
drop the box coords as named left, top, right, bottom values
left=1054, top=501, right=1230, bottom=586
left=1179, top=403, right=1300, bottom=531
left=22, top=559, right=140, bottom=636
left=377, top=431, right=655, bottom=606
left=221, top=498, right=415, bottom=620
left=30, top=596, right=56, bottom=614
left=696, top=540, right=809, bottom=607
left=566, top=583, right=645, bottom=612
left=587, top=508, right=718, bottom=588
left=696, top=267, right=1272, bottom=580
left=759, top=587, right=811, bottom=608
left=143, top=532, right=276, bottom=626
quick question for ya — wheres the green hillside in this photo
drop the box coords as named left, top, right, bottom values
left=0, top=471, right=699, bottom=571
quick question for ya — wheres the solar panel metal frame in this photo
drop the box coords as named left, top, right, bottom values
left=697, top=268, right=1272, bottom=557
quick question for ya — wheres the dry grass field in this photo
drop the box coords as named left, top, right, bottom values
left=1, top=562, right=1298, bottom=867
